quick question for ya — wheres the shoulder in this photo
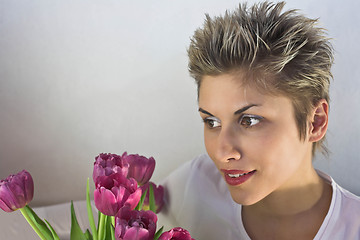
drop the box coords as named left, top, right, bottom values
left=160, top=154, right=226, bottom=205
left=317, top=170, right=360, bottom=208
left=182, top=153, right=217, bottom=173
left=161, top=154, right=221, bottom=188
left=323, top=171, right=360, bottom=216
left=329, top=183, right=360, bottom=239
left=337, top=184, right=360, bottom=204
left=159, top=154, right=220, bottom=214
left=317, top=171, right=360, bottom=239
left=333, top=182, right=360, bottom=219
left=159, top=154, right=242, bottom=239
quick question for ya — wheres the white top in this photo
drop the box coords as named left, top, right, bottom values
left=159, top=154, right=360, bottom=240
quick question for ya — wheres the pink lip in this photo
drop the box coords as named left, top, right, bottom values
left=221, top=169, right=256, bottom=186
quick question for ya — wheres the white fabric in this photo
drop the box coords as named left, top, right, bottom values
left=159, top=154, right=360, bottom=240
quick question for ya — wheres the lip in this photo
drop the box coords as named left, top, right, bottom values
left=221, top=169, right=256, bottom=186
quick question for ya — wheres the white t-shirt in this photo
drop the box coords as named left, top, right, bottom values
left=159, top=154, right=360, bottom=240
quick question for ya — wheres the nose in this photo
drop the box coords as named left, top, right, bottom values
left=215, top=126, right=241, bottom=162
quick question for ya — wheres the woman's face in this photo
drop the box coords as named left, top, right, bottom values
left=198, top=73, right=314, bottom=206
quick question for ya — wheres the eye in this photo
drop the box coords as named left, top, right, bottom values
left=203, top=116, right=221, bottom=129
left=239, top=115, right=262, bottom=128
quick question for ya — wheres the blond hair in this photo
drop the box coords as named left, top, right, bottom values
left=188, top=1, right=334, bottom=154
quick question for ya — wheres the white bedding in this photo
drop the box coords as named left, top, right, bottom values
left=0, top=201, right=96, bottom=240
left=0, top=200, right=171, bottom=239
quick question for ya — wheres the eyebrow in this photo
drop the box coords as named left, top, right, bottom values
left=234, top=104, right=259, bottom=115
left=198, top=108, right=214, bottom=116
left=198, top=104, right=259, bottom=116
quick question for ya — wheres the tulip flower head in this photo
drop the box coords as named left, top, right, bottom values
left=115, top=207, right=157, bottom=240
left=140, top=182, right=164, bottom=213
left=0, top=153, right=194, bottom=240
left=0, top=170, right=34, bottom=212
left=158, top=227, right=195, bottom=240
left=125, top=154, right=155, bottom=186
left=94, top=173, right=142, bottom=216
left=93, top=152, right=129, bottom=184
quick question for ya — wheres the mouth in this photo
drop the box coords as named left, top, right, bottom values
left=221, top=169, right=256, bottom=186
left=227, top=171, right=253, bottom=178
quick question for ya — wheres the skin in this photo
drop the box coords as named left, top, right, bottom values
left=198, top=73, right=332, bottom=239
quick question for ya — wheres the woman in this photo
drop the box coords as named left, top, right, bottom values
left=160, top=2, right=360, bottom=239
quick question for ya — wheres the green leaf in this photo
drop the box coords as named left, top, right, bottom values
left=23, top=205, right=54, bottom=240
left=97, top=209, right=101, bottom=230
left=70, top=201, right=87, bottom=240
left=86, top=178, right=98, bottom=240
left=45, top=219, right=60, bottom=240
left=153, top=226, right=164, bottom=240
left=149, top=184, right=156, bottom=213
left=84, top=229, right=93, bottom=240
left=136, top=188, right=148, bottom=211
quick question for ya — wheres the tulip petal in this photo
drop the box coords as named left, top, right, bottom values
left=114, top=219, right=127, bottom=240
left=158, top=227, right=193, bottom=240
left=1, top=183, right=22, bottom=210
left=143, top=210, right=158, bottom=225
left=125, top=188, right=142, bottom=210
left=113, top=185, right=130, bottom=209
left=22, top=171, right=34, bottom=204
left=94, top=187, right=118, bottom=216
left=123, top=227, right=149, bottom=240
left=158, top=232, right=172, bottom=240
left=115, top=209, right=158, bottom=240
left=140, top=182, right=164, bottom=213
left=126, top=154, right=156, bottom=185
left=0, top=198, right=13, bottom=212
left=117, top=206, right=132, bottom=219
left=93, top=153, right=129, bottom=185
left=0, top=170, right=34, bottom=212
left=8, top=181, right=26, bottom=208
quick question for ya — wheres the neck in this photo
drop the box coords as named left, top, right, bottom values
left=243, top=167, right=329, bottom=217
left=241, top=168, right=333, bottom=240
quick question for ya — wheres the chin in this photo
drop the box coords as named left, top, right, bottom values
left=228, top=188, right=263, bottom=206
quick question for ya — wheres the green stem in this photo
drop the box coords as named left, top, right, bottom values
left=111, top=216, right=115, bottom=240
left=97, top=213, right=107, bottom=240
left=86, top=178, right=98, bottom=240
left=19, top=207, right=47, bottom=240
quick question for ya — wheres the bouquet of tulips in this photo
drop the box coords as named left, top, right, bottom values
left=0, top=152, right=194, bottom=240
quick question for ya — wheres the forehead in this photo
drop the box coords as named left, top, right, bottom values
left=199, top=68, right=280, bottom=95
left=198, top=73, right=294, bottom=114
left=199, top=73, right=265, bottom=104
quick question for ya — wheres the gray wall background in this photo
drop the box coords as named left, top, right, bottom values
left=0, top=0, right=359, bottom=206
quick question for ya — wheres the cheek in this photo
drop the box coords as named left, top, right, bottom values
left=254, top=128, right=305, bottom=171
left=204, top=131, right=216, bottom=156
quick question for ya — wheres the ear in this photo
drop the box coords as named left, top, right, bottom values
left=308, top=99, right=329, bottom=142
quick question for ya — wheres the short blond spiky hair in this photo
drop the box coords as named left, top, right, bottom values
left=188, top=1, right=334, bottom=154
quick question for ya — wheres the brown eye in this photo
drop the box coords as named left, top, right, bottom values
left=239, top=115, right=262, bottom=128
left=203, top=117, right=221, bottom=129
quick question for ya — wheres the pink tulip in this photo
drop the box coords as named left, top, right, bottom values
left=158, top=227, right=195, bottom=240
left=0, top=170, right=34, bottom=212
left=93, top=152, right=129, bottom=184
left=94, top=173, right=142, bottom=216
left=115, top=206, right=157, bottom=240
left=125, top=154, right=155, bottom=185
left=140, top=182, right=164, bottom=213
